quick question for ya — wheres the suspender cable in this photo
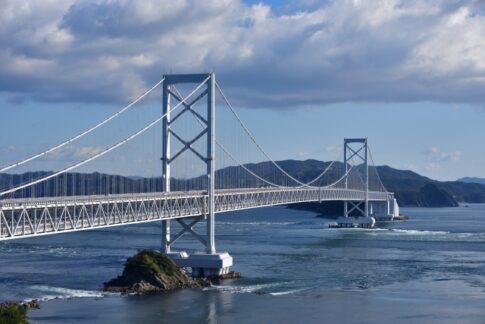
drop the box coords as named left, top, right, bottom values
left=0, top=77, right=209, bottom=197
left=368, top=145, right=388, bottom=193
left=0, top=77, right=166, bottom=173
left=175, top=83, right=341, bottom=190
left=217, top=142, right=284, bottom=188
left=216, top=81, right=335, bottom=187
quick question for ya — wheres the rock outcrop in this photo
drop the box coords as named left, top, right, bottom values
left=103, top=250, right=210, bottom=294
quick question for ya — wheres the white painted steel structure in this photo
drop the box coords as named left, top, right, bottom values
left=160, top=74, right=217, bottom=255
left=344, top=138, right=369, bottom=218
left=0, top=73, right=396, bottom=275
left=0, top=188, right=392, bottom=241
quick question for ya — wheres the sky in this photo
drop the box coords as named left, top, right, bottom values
left=1, top=0, right=485, bottom=181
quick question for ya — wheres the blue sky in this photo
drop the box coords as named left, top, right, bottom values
left=1, top=0, right=485, bottom=181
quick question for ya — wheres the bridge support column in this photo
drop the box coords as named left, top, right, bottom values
left=367, top=195, right=400, bottom=221
left=161, top=78, right=172, bottom=253
left=161, top=220, right=171, bottom=253
left=160, top=73, right=232, bottom=277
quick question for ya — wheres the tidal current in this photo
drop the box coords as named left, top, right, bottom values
left=1, top=204, right=485, bottom=323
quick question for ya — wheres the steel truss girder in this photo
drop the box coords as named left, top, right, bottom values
left=0, top=188, right=392, bottom=241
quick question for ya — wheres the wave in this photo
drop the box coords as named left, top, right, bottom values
left=326, top=227, right=485, bottom=242
left=371, top=228, right=485, bottom=242
left=29, top=285, right=107, bottom=302
left=387, top=229, right=450, bottom=235
left=205, top=282, right=283, bottom=294
left=269, top=288, right=309, bottom=296
left=329, top=227, right=451, bottom=236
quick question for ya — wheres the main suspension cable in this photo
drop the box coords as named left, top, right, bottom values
left=170, top=85, right=284, bottom=189
left=173, top=85, right=336, bottom=189
left=216, top=81, right=337, bottom=187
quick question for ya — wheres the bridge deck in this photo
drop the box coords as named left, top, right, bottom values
left=0, top=188, right=391, bottom=241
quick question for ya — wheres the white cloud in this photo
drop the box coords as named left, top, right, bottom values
left=46, top=145, right=105, bottom=162
left=423, top=147, right=462, bottom=162
left=0, top=0, right=485, bottom=108
left=425, top=162, right=441, bottom=171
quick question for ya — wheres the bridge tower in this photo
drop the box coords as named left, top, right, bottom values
left=337, top=138, right=375, bottom=228
left=160, top=73, right=232, bottom=277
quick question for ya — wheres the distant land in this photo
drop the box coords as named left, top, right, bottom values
left=457, top=177, right=485, bottom=185
left=2, top=160, right=485, bottom=209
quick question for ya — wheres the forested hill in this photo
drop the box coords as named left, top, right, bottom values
left=2, top=160, right=485, bottom=207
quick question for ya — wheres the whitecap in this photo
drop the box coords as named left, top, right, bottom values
left=205, top=282, right=283, bottom=294
left=269, top=288, right=309, bottom=296
left=29, top=285, right=105, bottom=301
left=388, top=229, right=450, bottom=235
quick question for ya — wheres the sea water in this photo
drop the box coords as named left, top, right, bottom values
left=0, top=205, right=484, bottom=323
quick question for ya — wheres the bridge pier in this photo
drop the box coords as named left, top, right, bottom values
left=334, top=196, right=400, bottom=228
left=370, top=197, right=400, bottom=221
left=162, top=216, right=233, bottom=278
left=161, top=220, right=171, bottom=253
left=160, top=73, right=233, bottom=278
left=168, top=251, right=233, bottom=278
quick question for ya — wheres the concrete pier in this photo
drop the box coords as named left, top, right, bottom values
left=168, top=251, right=233, bottom=278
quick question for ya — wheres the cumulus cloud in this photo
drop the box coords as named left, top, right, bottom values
left=1, top=0, right=485, bottom=108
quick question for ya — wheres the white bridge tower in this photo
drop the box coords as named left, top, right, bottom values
left=337, top=138, right=376, bottom=228
left=160, top=73, right=232, bottom=278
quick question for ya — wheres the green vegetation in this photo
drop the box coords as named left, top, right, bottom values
left=0, top=303, right=28, bottom=324
left=124, top=249, right=178, bottom=278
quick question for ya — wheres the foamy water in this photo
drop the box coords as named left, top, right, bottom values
left=29, top=285, right=105, bottom=301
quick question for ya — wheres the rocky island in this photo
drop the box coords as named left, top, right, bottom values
left=103, top=250, right=210, bottom=294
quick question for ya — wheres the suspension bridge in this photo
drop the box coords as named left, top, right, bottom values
left=0, top=73, right=398, bottom=277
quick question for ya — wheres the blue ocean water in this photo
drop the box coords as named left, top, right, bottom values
left=1, top=204, right=485, bottom=323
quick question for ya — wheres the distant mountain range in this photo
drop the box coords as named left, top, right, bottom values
left=457, top=177, right=485, bottom=185
left=375, top=166, right=485, bottom=207
left=2, top=160, right=485, bottom=208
